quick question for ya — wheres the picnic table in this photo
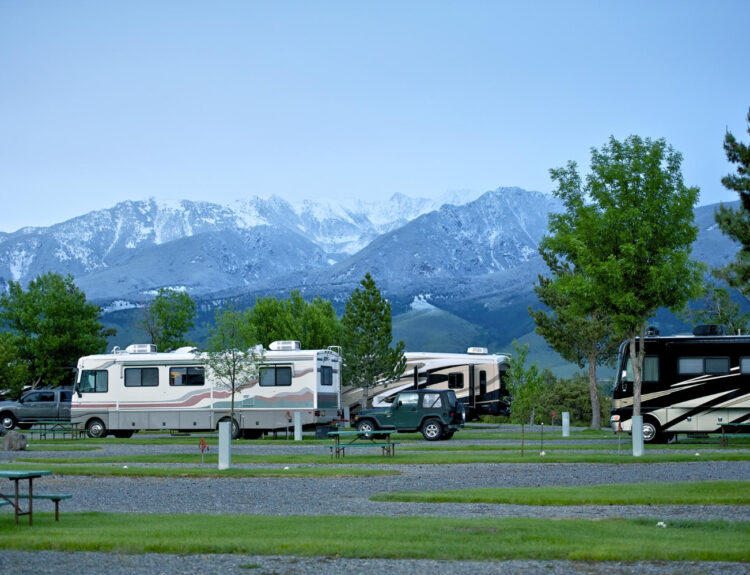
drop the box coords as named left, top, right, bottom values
left=327, top=429, right=398, bottom=459
left=0, top=469, right=52, bottom=525
left=28, top=421, right=85, bottom=440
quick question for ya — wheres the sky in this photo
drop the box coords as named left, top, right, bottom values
left=1, top=0, right=749, bottom=233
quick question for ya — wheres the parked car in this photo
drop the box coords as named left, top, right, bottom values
left=351, top=389, right=465, bottom=441
left=0, top=388, right=72, bottom=431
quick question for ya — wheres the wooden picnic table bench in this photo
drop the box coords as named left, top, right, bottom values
left=326, top=429, right=399, bottom=459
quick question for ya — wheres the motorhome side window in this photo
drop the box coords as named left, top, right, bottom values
left=448, top=372, right=464, bottom=389
left=678, top=357, right=730, bottom=375
left=260, top=366, right=292, bottom=386
left=622, top=356, right=659, bottom=382
left=125, top=368, right=159, bottom=387
left=79, top=370, right=108, bottom=393
left=320, top=365, right=332, bottom=386
left=169, top=367, right=205, bottom=386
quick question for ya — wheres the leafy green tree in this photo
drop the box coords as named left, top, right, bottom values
left=0, top=272, right=111, bottom=388
left=341, top=273, right=406, bottom=408
left=246, top=291, right=341, bottom=349
left=505, top=341, right=545, bottom=454
left=714, top=107, right=750, bottom=298
left=546, top=135, right=704, bottom=448
left=0, top=332, right=29, bottom=398
left=681, top=282, right=750, bottom=335
left=141, top=288, right=196, bottom=351
left=205, top=309, right=263, bottom=439
left=536, top=372, right=611, bottom=427
left=530, top=246, right=619, bottom=429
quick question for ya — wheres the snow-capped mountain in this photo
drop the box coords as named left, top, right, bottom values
left=0, top=189, right=493, bottom=300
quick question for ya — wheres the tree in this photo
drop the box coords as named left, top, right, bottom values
left=246, top=291, right=341, bottom=349
left=530, top=245, right=619, bottom=429
left=714, top=107, right=750, bottom=298
left=547, top=135, right=704, bottom=451
left=205, top=309, right=263, bottom=439
left=141, top=288, right=196, bottom=351
left=0, top=272, right=111, bottom=388
left=341, top=273, right=406, bottom=408
left=681, top=282, right=750, bottom=335
left=505, top=341, right=545, bottom=455
left=0, top=332, right=29, bottom=398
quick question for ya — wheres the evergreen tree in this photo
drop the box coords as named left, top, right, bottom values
left=140, top=288, right=196, bottom=351
left=546, top=135, right=704, bottom=453
left=341, top=273, right=406, bottom=408
left=0, top=272, right=111, bottom=387
left=714, top=107, right=750, bottom=298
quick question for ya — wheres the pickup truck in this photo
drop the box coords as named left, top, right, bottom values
left=0, top=388, right=72, bottom=431
left=351, top=389, right=465, bottom=441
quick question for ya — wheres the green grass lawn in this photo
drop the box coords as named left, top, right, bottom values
left=0, top=513, right=747, bottom=562
left=371, top=480, right=750, bottom=505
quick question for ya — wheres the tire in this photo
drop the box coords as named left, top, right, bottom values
left=356, top=419, right=377, bottom=436
left=218, top=418, right=240, bottom=440
left=440, top=431, right=455, bottom=440
left=17, top=423, right=33, bottom=430
left=421, top=418, right=443, bottom=441
left=642, top=417, right=665, bottom=444
left=86, top=418, right=107, bottom=439
left=1, top=413, right=16, bottom=431
left=113, top=430, right=134, bottom=438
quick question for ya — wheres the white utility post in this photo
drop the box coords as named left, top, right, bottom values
left=562, top=412, right=570, bottom=437
left=293, top=411, right=302, bottom=440
left=218, top=420, right=231, bottom=469
left=631, top=415, right=644, bottom=457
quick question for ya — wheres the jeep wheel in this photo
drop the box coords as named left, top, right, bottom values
left=440, top=431, right=454, bottom=440
left=1, top=413, right=16, bottom=431
left=421, top=418, right=443, bottom=441
left=356, top=419, right=377, bottom=437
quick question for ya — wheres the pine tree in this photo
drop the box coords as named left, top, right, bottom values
left=714, top=107, right=750, bottom=298
left=341, top=273, right=406, bottom=408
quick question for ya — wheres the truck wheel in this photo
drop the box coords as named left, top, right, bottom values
left=86, top=418, right=107, bottom=439
left=1, top=413, right=16, bottom=431
left=421, top=418, right=443, bottom=441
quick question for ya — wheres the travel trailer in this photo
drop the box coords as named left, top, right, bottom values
left=343, top=348, right=511, bottom=420
left=71, top=341, right=341, bottom=438
left=610, top=326, right=750, bottom=442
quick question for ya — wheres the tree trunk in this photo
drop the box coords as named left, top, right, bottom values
left=587, top=354, right=601, bottom=429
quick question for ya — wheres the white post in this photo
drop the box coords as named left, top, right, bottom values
left=631, top=415, right=644, bottom=457
left=293, top=411, right=302, bottom=441
left=562, top=412, right=570, bottom=437
left=344, top=406, right=350, bottom=426
left=218, top=420, right=231, bottom=470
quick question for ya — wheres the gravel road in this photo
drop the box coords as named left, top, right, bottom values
left=1, top=432, right=748, bottom=574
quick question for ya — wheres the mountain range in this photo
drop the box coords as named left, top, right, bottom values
left=0, top=188, right=740, bottom=373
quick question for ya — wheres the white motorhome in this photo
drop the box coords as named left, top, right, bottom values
left=71, top=341, right=341, bottom=439
left=343, top=348, right=510, bottom=419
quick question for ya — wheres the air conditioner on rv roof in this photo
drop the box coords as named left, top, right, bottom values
left=467, top=347, right=488, bottom=355
left=269, top=340, right=301, bottom=351
left=126, top=344, right=157, bottom=354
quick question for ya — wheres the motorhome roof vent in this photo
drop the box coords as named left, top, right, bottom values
left=269, top=340, right=301, bottom=351
left=467, top=347, right=489, bottom=355
left=126, top=344, right=157, bottom=354
left=693, top=324, right=726, bottom=336
left=645, top=326, right=660, bottom=336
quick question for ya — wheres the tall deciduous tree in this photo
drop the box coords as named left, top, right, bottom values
left=0, top=332, right=29, bottom=398
left=140, top=288, right=196, bottom=351
left=505, top=341, right=545, bottom=455
left=341, top=273, right=406, bottom=408
left=714, top=107, right=750, bottom=298
left=0, top=272, right=111, bottom=387
left=246, top=291, right=341, bottom=349
left=529, top=269, right=618, bottom=429
left=546, top=135, right=704, bottom=451
left=205, top=309, right=263, bottom=439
